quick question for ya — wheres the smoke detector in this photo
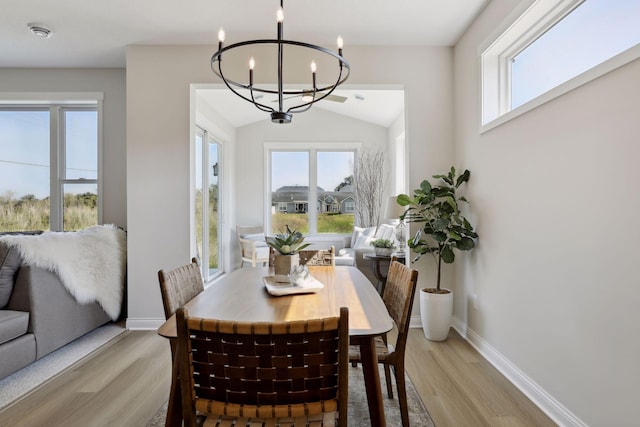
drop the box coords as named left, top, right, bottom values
left=28, top=23, right=53, bottom=39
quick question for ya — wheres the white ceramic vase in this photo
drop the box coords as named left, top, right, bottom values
left=420, top=288, right=453, bottom=341
left=273, top=253, right=299, bottom=282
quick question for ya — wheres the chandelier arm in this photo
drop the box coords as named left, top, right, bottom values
left=277, top=13, right=284, bottom=114
left=287, top=64, right=347, bottom=114
left=212, top=58, right=275, bottom=113
left=249, top=86, right=275, bottom=113
left=211, top=39, right=349, bottom=97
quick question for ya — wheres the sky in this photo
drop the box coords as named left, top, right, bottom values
left=271, top=151, right=354, bottom=192
left=511, top=0, right=640, bottom=108
left=0, top=109, right=97, bottom=199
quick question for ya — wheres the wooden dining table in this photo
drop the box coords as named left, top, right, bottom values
left=157, top=265, right=394, bottom=427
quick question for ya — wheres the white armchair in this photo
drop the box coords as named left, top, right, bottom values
left=237, top=226, right=270, bottom=267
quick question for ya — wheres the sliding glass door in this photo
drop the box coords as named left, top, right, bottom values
left=194, top=127, right=222, bottom=281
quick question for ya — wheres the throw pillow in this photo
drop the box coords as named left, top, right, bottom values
left=375, top=224, right=395, bottom=241
left=0, top=242, right=22, bottom=309
left=241, top=233, right=268, bottom=247
left=350, top=226, right=364, bottom=248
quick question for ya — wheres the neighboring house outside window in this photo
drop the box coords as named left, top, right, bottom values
left=268, top=145, right=357, bottom=235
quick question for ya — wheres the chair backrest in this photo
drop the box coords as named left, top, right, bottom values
left=383, top=258, right=419, bottom=354
left=299, top=246, right=336, bottom=266
left=176, top=306, right=349, bottom=427
left=237, top=225, right=264, bottom=236
left=157, top=259, right=204, bottom=320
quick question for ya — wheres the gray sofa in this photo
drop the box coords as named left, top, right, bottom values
left=0, top=234, right=112, bottom=380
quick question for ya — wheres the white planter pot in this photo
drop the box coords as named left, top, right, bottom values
left=274, top=253, right=299, bottom=282
left=420, top=288, right=453, bottom=341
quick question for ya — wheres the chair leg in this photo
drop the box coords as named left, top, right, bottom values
left=384, top=363, right=393, bottom=398
left=394, top=362, right=410, bottom=427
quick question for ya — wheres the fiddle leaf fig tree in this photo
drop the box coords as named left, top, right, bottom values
left=397, top=167, right=478, bottom=292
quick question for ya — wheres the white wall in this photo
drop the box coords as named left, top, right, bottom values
left=126, top=45, right=454, bottom=326
left=454, top=1, right=640, bottom=425
left=0, top=68, right=127, bottom=228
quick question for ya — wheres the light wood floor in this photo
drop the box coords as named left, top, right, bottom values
left=0, top=327, right=556, bottom=427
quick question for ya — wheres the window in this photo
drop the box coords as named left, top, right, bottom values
left=344, top=200, right=355, bottom=213
left=194, top=126, right=222, bottom=281
left=0, top=101, right=101, bottom=232
left=268, top=145, right=356, bottom=236
left=482, top=0, right=640, bottom=129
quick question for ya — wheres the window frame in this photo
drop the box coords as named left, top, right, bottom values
left=0, top=93, right=103, bottom=231
left=194, top=125, right=223, bottom=282
left=480, top=0, right=640, bottom=132
left=264, top=142, right=361, bottom=237
left=57, top=106, right=100, bottom=230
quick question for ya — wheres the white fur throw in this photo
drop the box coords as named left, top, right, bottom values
left=0, top=225, right=126, bottom=320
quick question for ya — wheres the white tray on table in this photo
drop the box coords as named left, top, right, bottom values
left=263, top=275, right=324, bottom=296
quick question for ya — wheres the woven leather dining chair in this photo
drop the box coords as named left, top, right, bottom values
left=157, top=258, right=204, bottom=321
left=176, top=306, right=349, bottom=427
left=349, top=257, right=418, bottom=427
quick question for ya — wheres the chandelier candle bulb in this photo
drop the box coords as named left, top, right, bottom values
left=249, top=57, right=255, bottom=85
left=337, top=36, right=344, bottom=55
left=276, top=7, right=284, bottom=22
left=217, top=28, right=225, bottom=51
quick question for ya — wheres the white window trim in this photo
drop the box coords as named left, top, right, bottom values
left=480, top=0, right=640, bottom=133
left=0, top=92, right=103, bottom=231
left=264, top=141, right=361, bottom=237
left=194, top=125, right=224, bottom=283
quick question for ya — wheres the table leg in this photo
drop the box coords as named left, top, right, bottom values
left=165, top=340, right=183, bottom=427
left=360, top=336, right=386, bottom=427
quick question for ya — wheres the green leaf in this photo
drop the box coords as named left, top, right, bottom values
left=397, top=194, right=412, bottom=206
left=433, top=231, right=447, bottom=242
left=456, top=237, right=475, bottom=251
left=433, top=218, right=449, bottom=231
left=456, top=169, right=470, bottom=187
left=434, top=172, right=453, bottom=185
left=445, top=196, right=456, bottom=210
left=441, top=246, right=455, bottom=263
left=420, top=180, right=432, bottom=193
left=448, top=230, right=461, bottom=240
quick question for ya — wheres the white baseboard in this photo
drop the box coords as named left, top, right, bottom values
left=409, top=314, right=422, bottom=329
left=126, top=317, right=165, bottom=330
left=451, top=317, right=587, bottom=427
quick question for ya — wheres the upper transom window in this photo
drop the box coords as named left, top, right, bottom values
left=481, top=0, right=640, bottom=130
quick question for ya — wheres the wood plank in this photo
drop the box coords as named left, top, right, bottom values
left=0, top=325, right=557, bottom=427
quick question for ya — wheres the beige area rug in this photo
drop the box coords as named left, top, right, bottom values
left=147, top=365, right=435, bottom=427
left=0, top=323, right=125, bottom=410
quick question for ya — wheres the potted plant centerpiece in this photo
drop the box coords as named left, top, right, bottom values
left=266, top=225, right=311, bottom=282
left=370, top=238, right=395, bottom=256
left=397, top=167, right=478, bottom=341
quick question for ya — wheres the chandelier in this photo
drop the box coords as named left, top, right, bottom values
left=211, top=0, right=350, bottom=124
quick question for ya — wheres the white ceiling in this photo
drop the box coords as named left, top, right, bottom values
left=1, top=0, right=487, bottom=68
left=198, top=88, right=406, bottom=128
left=2, top=0, right=487, bottom=126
